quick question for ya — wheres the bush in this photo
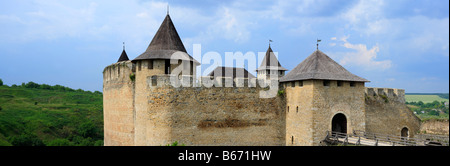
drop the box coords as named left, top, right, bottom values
left=77, top=121, right=98, bottom=138
left=129, top=73, right=136, bottom=81
left=24, top=81, right=40, bottom=89
left=47, top=139, right=72, bottom=146
left=94, top=140, right=104, bottom=146
left=9, top=133, right=45, bottom=146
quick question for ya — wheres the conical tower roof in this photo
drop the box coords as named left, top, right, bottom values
left=257, top=45, right=287, bottom=71
left=280, top=50, right=369, bottom=82
left=117, top=49, right=129, bottom=62
left=133, top=14, right=199, bottom=65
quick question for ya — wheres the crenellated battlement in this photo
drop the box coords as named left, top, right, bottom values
left=365, top=87, right=405, bottom=103
left=147, top=75, right=279, bottom=89
left=103, top=60, right=135, bottom=82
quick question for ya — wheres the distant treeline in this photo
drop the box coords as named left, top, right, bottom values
left=406, top=93, right=449, bottom=99
left=406, top=100, right=449, bottom=120
left=1, top=79, right=102, bottom=95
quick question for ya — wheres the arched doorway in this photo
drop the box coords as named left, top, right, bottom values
left=332, top=113, right=347, bottom=134
left=401, top=127, right=409, bottom=138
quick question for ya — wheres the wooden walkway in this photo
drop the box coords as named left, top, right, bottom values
left=324, top=130, right=448, bottom=146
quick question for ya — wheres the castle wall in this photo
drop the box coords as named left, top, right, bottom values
left=103, top=61, right=423, bottom=146
left=103, top=61, right=135, bottom=146
left=311, top=80, right=366, bottom=145
left=135, top=76, right=286, bottom=146
left=285, top=80, right=314, bottom=146
left=364, top=87, right=421, bottom=138
left=419, top=119, right=449, bottom=135
left=134, top=59, right=168, bottom=145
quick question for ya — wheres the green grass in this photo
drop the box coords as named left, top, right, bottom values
left=0, top=85, right=103, bottom=146
left=405, top=95, right=448, bottom=103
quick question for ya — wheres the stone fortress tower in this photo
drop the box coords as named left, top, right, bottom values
left=103, top=13, right=421, bottom=146
left=256, top=45, right=287, bottom=81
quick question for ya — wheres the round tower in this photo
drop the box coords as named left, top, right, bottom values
left=131, top=13, right=200, bottom=145
left=103, top=46, right=135, bottom=146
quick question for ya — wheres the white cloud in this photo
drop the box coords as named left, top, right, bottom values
left=333, top=36, right=392, bottom=71
left=342, top=0, right=385, bottom=24
left=211, top=7, right=251, bottom=43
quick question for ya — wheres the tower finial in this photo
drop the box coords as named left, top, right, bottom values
left=269, top=39, right=273, bottom=47
left=317, top=39, right=321, bottom=50
left=167, top=4, right=169, bottom=15
left=123, top=42, right=125, bottom=50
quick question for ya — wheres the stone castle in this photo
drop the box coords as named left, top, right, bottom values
left=103, top=13, right=421, bottom=146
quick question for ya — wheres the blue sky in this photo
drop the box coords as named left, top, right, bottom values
left=0, top=0, right=448, bottom=93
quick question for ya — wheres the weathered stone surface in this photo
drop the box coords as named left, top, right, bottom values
left=103, top=61, right=421, bottom=146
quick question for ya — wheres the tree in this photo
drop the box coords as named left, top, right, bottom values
left=0, top=78, right=3, bottom=86
left=25, top=81, right=39, bottom=89
left=77, top=121, right=97, bottom=138
left=47, top=139, right=72, bottom=146
left=417, top=101, right=424, bottom=106
left=9, top=133, right=45, bottom=146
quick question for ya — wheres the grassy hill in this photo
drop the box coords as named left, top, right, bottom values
left=0, top=81, right=103, bottom=146
left=405, top=93, right=449, bottom=121
left=405, top=93, right=449, bottom=103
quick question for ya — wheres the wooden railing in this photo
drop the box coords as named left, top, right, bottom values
left=324, top=130, right=448, bottom=146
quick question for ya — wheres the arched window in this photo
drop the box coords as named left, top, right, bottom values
left=151, top=75, right=158, bottom=87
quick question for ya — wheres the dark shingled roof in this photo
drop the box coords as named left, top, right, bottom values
left=256, top=46, right=287, bottom=71
left=117, top=49, right=129, bottom=62
left=133, top=14, right=200, bottom=65
left=280, top=50, right=369, bottom=82
left=207, top=66, right=256, bottom=79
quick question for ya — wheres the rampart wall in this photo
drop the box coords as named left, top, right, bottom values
left=364, top=87, right=421, bottom=137
left=102, top=62, right=423, bottom=146
left=103, top=61, right=135, bottom=146
left=134, top=75, right=286, bottom=145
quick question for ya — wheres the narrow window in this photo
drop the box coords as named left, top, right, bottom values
left=138, top=61, right=141, bottom=71
left=151, top=75, right=157, bottom=86
left=350, top=82, right=356, bottom=87
left=165, top=59, right=170, bottom=74
left=291, top=136, right=294, bottom=145
left=291, top=82, right=295, bottom=87
left=337, top=81, right=343, bottom=87
left=323, top=80, right=330, bottom=86
left=296, top=106, right=298, bottom=113
left=287, top=106, right=289, bottom=113
left=190, top=61, right=194, bottom=75
left=118, top=65, right=120, bottom=76
left=148, top=60, right=153, bottom=69
left=299, top=81, right=303, bottom=87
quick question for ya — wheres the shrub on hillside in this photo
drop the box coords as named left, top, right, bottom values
left=47, top=138, right=72, bottom=146
left=9, top=133, right=45, bottom=146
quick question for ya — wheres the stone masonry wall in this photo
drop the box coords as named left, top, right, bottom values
left=364, top=87, right=421, bottom=138
left=285, top=80, right=314, bottom=146
left=103, top=61, right=135, bottom=146
left=103, top=61, right=423, bottom=146
left=312, top=80, right=366, bottom=145
left=135, top=75, right=286, bottom=146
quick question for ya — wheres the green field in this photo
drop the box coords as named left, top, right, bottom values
left=405, top=95, right=449, bottom=103
left=0, top=82, right=103, bottom=146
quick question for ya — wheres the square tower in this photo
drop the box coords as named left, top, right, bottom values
left=280, top=50, right=369, bottom=146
